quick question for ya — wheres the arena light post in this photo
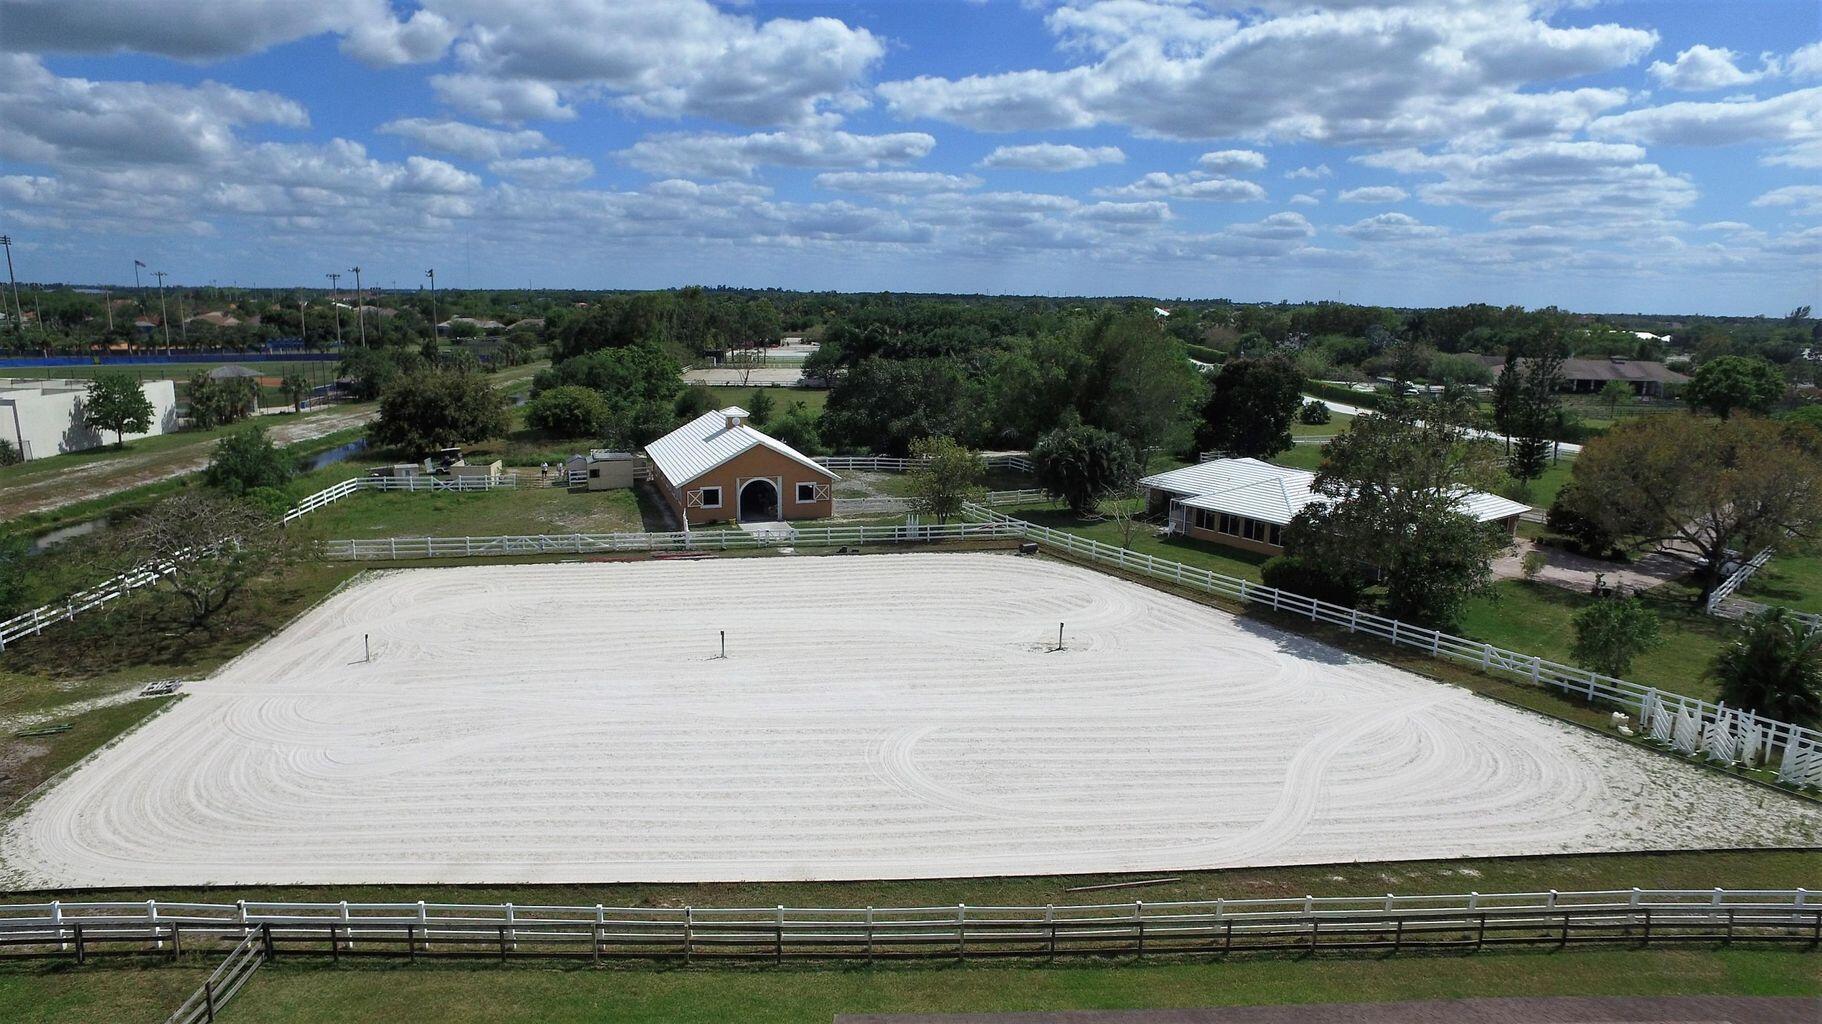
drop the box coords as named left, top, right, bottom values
left=0, top=235, right=24, bottom=344
left=325, top=272, right=342, bottom=346
left=425, top=268, right=436, bottom=346
left=349, top=265, right=366, bottom=347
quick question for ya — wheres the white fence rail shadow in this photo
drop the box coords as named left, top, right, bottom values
left=957, top=503, right=1822, bottom=789
left=2, top=889, right=1816, bottom=966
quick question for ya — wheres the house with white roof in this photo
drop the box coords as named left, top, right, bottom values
left=644, top=407, right=836, bottom=526
left=1141, top=457, right=1528, bottom=556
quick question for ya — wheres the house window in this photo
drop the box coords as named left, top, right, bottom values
left=1268, top=524, right=1283, bottom=546
left=796, top=482, right=818, bottom=503
left=1218, top=513, right=1240, bottom=536
left=1193, top=509, right=1214, bottom=531
left=698, top=486, right=722, bottom=509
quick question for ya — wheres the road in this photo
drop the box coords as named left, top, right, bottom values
left=1307, top=395, right=1583, bottom=456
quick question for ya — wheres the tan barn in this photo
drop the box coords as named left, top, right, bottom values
left=645, top=407, right=835, bottom=527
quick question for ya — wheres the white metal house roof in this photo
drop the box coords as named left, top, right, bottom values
left=644, top=408, right=836, bottom=488
left=1142, top=457, right=1528, bottom=526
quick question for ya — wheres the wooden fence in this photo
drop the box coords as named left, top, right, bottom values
left=958, top=503, right=1822, bottom=789
left=162, top=931, right=264, bottom=1024
left=3, top=890, right=1815, bottom=967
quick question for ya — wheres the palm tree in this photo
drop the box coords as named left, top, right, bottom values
left=1709, top=609, right=1822, bottom=726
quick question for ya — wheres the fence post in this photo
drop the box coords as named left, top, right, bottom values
left=204, top=979, right=216, bottom=1023
left=73, top=924, right=84, bottom=965
left=956, top=904, right=966, bottom=961
left=1046, top=904, right=1056, bottom=960
left=261, top=922, right=274, bottom=960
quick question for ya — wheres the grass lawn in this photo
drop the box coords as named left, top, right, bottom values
left=1458, top=580, right=1734, bottom=702
left=8, top=948, right=1813, bottom=1024
left=1002, top=501, right=1271, bottom=582
left=1289, top=411, right=1353, bottom=437
left=289, top=485, right=648, bottom=538
left=1269, top=444, right=1326, bottom=472
left=704, top=386, right=828, bottom=416
left=1742, top=552, right=1822, bottom=614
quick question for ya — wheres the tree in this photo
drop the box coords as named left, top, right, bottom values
left=1708, top=608, right=1822, bottom=726
left=1563, top=413, right=1822, bottom=600
left=371, top=367, right=511, bottom=456
left=1684, top=355, right=1785, bottom=419
left=0, top=437, right=19, bottom=466
left=1491, top=347, right=1564, bottom=488
left=1570, top=596, right=1663, bottom=678
left=339, top=347, right=425, bottom=401
left=122, top=493, right=295, bottom=630
left=766, top=402, right=823, bottom=455
left=1282, top=397, right=1510, bottom=627
left=1599, top=379, right=1632, bottom=417
left=533, top=343, right=684, bottom=445
left=187, top=373, right=258, bottom=429
left=822, top=357, right=978, bottom=456
left=746, top=388, right=776, bottom=427
left=1033, top=424, right=1140, bottom=516
left=1298, top=401, right=1331, bottom=426
left=84, top=371, right=154, bottom=447
left=905, top=435, right=984, bottom=525
left=281, top=371, right=310, bottom=411
left=524, top=385, right=610, bottom=438
left=1195, top=355, right=1304, bottom=458
left=205, top=425, right=294, bottom=497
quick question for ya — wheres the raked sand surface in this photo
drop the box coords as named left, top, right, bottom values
left=4, top=554, right=1818, bottom=887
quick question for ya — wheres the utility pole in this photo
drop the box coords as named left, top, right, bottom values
left=325, top=272, right=342, bottom=347
left=349, top=266, right=366, bottom=347
left=104, top=289, right=113, bottom=333
left=0, top=235, right=22, bottom=345
left=152, top=270, right=171, bottom=350
left=133, top=259, right=146, bottom=354
left=425, top=268, right=437, bottom=346
left=177, top=285, right=188, bottom=348
left=299, top=299, right=308, bottom=347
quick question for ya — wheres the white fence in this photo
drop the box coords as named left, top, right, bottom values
left=817, top=453, right=1034, bottom=474
left=835, top=489, right=1049, bottom=515
left=282, top=473, right=520, bottom=523
left=3, top=889, right=1815, bottom=965
left=162, top=931, right=264, bottom=1024
left=958, top=503, right=1822, bottom=788
left=0, top=559, right=182, bottom=652
left=1705, top=547, right=1822, bottom=632
left=319, top=521, right=1024, bottom=561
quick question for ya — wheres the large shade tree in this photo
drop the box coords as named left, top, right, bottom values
left=1562, top=413, right=1822, bottom=601
left=1194, top=355, right=1304, bottom=459
left=1683, top=355, right=1785, bottom=419
left=83, top=371, right=154, bottom=447
left=371, top=367, right=511, bottom=456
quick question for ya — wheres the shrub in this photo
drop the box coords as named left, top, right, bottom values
left=1546, top=482, right=1621, bottom=559
left=1260, top=555, right=1362, bottom=607
left=1520, top=550, right=1546, bottom=581
left=1033, top=424, right=1139, bottom=516
left=241, top=486, right=292, bottom=521
left=1708, top=608, right=1822, bottom=726
left=0, top=438, right=20, bottom=466
left=1570, top=595, right=1663, bottom=678
left=1298, top=401, right=1331, bottom=425
left=524, top=385, right=609, bottom=438
left=746, top=389, right=776, bottom=426
left=204, top=425, right=294, bottom=496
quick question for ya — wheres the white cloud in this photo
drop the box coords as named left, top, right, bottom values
left=430, top=0, right=883, bottom=126
left=1751, top=184, right=1822, bottom=217
left=1096, top=171, right=1266, bottom=202
left=0, top=54, right=308, bottom=169
left=1226, top=211, right=1314, bottom=240
left=0, top=0, right=450, bottom=67
left=489, top=155, right=595, bottom=186
left=1339, top=212, right=1447, bottom=240
left=378, top=118, right=551, bottom=162
left=1339, top=185, right=1409, bottom=203
left=1286, top=164, right=1332, bottom=180
left=878, top=4, right=1656, bottom=144
left=1792, top=42, right=1822, bottom=80
left=1197, top=149, right=1267, bottom=174
left=1073, top=201, right=1172, bottom=225
left=1360, top=141, right=1697, bottom=223
left=976, top=143, right=1125, bottom=171
left=1648, top=45, right=1773, bottom=91
left=620, top=129, right=936, bottom=179
left=431, top=74, right=575, bottom=123
left=1288, top=193, right=1320, bottom=206
left=1590, top=86, right=1822, bottom=167
left=815, top=171, right=982, bottom=196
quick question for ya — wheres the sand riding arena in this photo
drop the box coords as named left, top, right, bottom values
left=3, top=553, right=1817, bottom=887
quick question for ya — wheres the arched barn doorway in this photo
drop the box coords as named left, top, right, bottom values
left=739, top=478, right=780, bottom=522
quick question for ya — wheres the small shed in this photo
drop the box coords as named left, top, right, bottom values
left=447, top=460, right=504, bottom=481
left=578, top=450, right=644, bottom=490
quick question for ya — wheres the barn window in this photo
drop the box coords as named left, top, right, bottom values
left=589, top=468, right=601, bottom=479
left=698, top=486, right=722, bottom=508
left=796, top=482, right=817, bottom=503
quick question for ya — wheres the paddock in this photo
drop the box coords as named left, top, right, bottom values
left=2, top=554, right=1815, bottom=887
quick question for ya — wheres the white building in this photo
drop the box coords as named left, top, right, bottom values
left=0, top=377, right=178, bottom=461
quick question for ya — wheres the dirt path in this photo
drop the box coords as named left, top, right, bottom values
left=0, top=404, right=377, bottom=521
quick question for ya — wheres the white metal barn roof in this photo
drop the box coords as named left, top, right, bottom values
left=1142, top=457, right=1528, bottom=526
left=644, top=408, right=836, bottom=488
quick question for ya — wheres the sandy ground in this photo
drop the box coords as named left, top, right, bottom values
left=3, top=554, right=1817, bottom=887
left=0, top=404, right=375, bottom=520
left=683, top=367, right=806, bottom=386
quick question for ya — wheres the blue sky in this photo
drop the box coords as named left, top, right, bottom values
left=0, top=1, right=1817, bottom=313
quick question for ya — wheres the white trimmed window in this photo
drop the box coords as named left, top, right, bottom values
left=698, top=486, right=722, bottom=509
left=796, top=482, right=818, bottom=503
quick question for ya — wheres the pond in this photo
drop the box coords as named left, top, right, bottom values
left=298, top=437, right=370, bottom=472
left=31, top=518, right=108, bottom=554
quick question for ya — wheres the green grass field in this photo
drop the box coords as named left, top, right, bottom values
left=290, top=485, right=648, bottom=538
left=704, top=386, right=828, bottom=415
left=1458, top=580, right=1733, bottom=702
left=4, top=948, right=1814, bottom=1024
left=1742, top=552, right=1822, bottom=614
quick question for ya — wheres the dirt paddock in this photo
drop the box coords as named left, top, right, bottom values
left=3, top=554, right=1816, bottom=887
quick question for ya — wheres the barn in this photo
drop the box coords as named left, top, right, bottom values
left=645, top=407, right=835, bottom=527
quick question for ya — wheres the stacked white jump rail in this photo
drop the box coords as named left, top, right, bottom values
left=959, top=503, right=1822, bottom=788
left=2, top=890, right=1815, bottom=965
left=319, top=521, right=1024, bottom=561
left=0, top=558, right=181, bottom=652
left=282, top=473, right=521, bottom=523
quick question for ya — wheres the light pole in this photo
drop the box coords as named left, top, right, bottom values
left=152, top=270, right=171, bottom=350
left=0, top=235, right=23, bottom=345
left=325, top=272, right=342, bottom=347
left=133, top=259, right=146, bottom=353
left=425, top=268, right=436, bottom=346
left=298, top=299, right=308, bottom=348
left=349, top=266, right=366, bottom=347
